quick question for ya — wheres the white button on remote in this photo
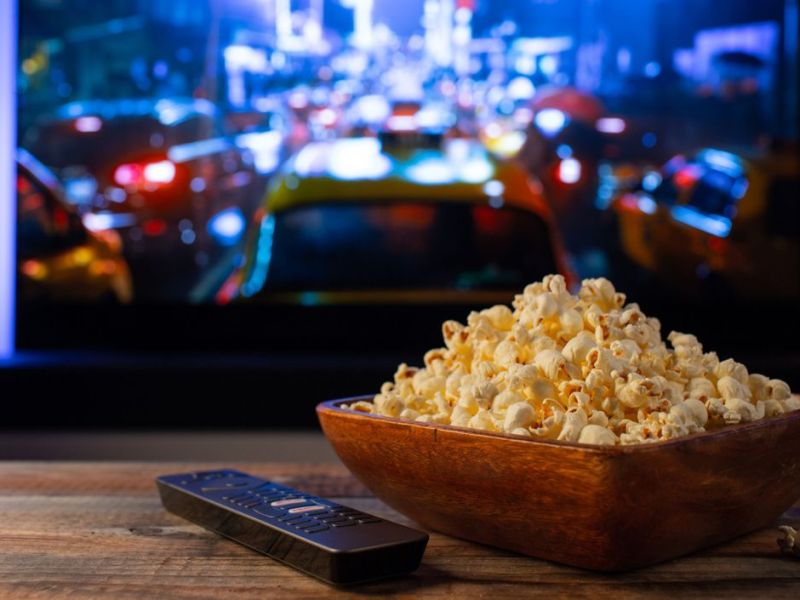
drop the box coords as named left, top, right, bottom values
left=288, top=505, right=327, bottom=514
left=271, top=498, right=308, bottom=507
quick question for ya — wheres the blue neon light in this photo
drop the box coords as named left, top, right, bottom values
left=1, top=0, right=17, bottom=359
left=167, top=138, right=230, bottom=163
left=637, top=195, right=657, bottom=215
left=642, top=171, right=662, bottom=191
left=208, top=207, right=246, bottom=247
left=670, top=205, right=732, bottom=238
left=534, top=109, right=567, bottom=136
left=242, top=214, right=275, bottom=297
left=698, top=148, right=744, bottom=177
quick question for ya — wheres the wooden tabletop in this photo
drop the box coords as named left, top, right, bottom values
left=1, top=462, right=798, bottom=599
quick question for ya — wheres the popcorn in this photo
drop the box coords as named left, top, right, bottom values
left=558, top=408, right=589, bottom=442
left=350, top=275, right=796, bottom=445
left=578, top=424, right=617, bottom=445
left=450, top=405, right=473, bottom=427
left=687, top=377, right=716, bottom=402
left=682, top=398, right=709, bottom=427
left=768, top=379, right=792, bottom=401
left=781, top=396, right=800, bottom=412
left=534, top=349, right=569, bottom=381
left=716, top=376, right=751, bottom=402
left=491, top=390, right=526, bottom=418
left=778, top=526, right=800, bottom=558
left=562, top=331, right=596, bottom=364
left=722, top=397, right=764, bottom=424
left=469, top=409, right=500, bottom=432
left=503, top=402, right=536, bottom=432
left=348, top=400, right=376, bottom=413
left=400, top=408, right=420, bottom=420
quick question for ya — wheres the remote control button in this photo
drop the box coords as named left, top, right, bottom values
left=271, top=498, right=307, bottom=508
left=238, top=498, right=263, bottom=508
left=260, top=491, right=284, bottom=499
left=202, top=479, right=257, bottom=493
left=279, top=513, right=308, bottom=522
left=278, top=513, right=308, bottom=525
left=252, top=506, right=280, bottom=518
left=191, top=470, right=237, bottom=481
left=287, top=505, right=326, bottom=514
left=358, top=518, right=382, bottom=524
left=303, top=525, right=330, bottom=534
left=321, top=517, right=352, bottom=525
left=225, top=492, right=253, bottom=502
left=331, top=520, right=358, bottom=528
left=260, top=493, right=285, bottom=501
left=309, top=511, right=336, bottom=519
left=290, top=518, right=316, bottom=527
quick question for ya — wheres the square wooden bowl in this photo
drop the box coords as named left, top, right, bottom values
left=317, top=396, right=800, bottom=571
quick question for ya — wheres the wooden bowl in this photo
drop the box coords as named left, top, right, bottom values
left=317, top=396, right=800, bottom=572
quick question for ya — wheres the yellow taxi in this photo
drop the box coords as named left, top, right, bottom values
left=612, top=147, right=799, bottom=298
left=17, top=149, right=133, bottom=303
left=218, top=134, right=572, bottom=305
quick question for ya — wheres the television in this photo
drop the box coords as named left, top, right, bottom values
left=6, top=0, right=798, bottom=427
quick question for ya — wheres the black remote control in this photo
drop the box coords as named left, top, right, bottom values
left=156, top=469, right=428, bottom=585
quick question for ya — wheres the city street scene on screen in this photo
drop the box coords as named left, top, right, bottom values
left=15, top=1, right=798, bottom=378
left=18, top=0, right=797, bottom=302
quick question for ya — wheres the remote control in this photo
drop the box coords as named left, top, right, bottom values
left=156, top=469, right=428, bottom=585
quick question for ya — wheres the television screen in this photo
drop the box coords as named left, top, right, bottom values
left=15, top=1, right=799, bottom=385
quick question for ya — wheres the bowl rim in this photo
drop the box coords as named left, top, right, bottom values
left=317, top=395, right=800, bottom=455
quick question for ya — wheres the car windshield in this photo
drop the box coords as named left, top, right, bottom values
left=26, top=117, right=172, bottom=171
left=686, top=168, right=742, bottom=215
left=247, top=202, right=558, bottom=294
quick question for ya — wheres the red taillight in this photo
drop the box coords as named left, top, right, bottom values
left=215, top=275, right=241, bottom=305
left=674, top=165, right=699, bottom=189
left=618, top=193, right=639, bottom=212
left=142, top=218, right=167, bottom=237
left=113, top=160, right=176, bottom=188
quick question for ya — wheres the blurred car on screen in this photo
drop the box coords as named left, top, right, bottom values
left=17, top=149, right=133, bottom=303
left=24, top=98, right=259, bottom=254
left=518, top=106, right=605, bottom=202
left=217, top=135, right=572, bottom=305
left=612, top=146, right=799, bottom=299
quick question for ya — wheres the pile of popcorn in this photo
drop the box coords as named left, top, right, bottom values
left=348, top=275, right=797, bottom=445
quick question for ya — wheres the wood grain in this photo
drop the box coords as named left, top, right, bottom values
left=318, top=398, right=800, bottom=571
left=1, top=461, right=799, bottom=599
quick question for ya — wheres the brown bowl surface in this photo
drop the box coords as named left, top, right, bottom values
left=317, top=395, right=800, bottom=572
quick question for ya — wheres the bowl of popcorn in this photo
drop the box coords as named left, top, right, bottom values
left=317, top=275, right=800, bottom=571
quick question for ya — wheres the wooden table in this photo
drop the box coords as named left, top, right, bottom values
left=1, top=462, right=798, bottom=599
